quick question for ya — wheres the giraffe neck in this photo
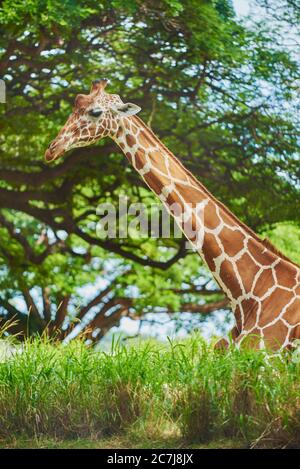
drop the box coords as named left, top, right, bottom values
left=112, top=115, right=299, bottom=340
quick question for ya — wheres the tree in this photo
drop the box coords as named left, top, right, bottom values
left=0, top=0, right=299, bottom=343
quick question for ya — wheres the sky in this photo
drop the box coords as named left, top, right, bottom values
left=232, top=0, right=250, bottom=17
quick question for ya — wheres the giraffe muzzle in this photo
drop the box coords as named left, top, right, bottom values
left=44, top=146, right=64, bottom=163
left=45, top=148, right=54, bottom=162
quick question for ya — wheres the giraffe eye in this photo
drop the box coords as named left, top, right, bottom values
left=88, top=108, right=103, bottom=118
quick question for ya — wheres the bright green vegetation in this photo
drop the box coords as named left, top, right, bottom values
left=0, top=335, right=299, bottom=449
left=264, top=224, right=300, bottom=266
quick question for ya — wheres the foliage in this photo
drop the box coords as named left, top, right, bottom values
left=0, top=333, right=300, bottom=448
left=0, top=0, right=299, bottom=341
left=264, top=223, right=300, bottom=265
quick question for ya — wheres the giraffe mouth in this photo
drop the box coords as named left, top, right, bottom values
left=44, top=146, right=64, bottom=163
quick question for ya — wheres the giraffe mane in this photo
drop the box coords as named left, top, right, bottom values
left=132, top=115, right=300, bottom=269
left=260, top=237, right=299, bottom=266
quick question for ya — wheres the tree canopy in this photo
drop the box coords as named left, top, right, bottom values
left=0, top=0, right=299, bottom=342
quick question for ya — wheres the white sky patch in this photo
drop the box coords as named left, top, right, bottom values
left=232, top=0, right=250, bottom=18
left=115, top=310, right=234, bottom=342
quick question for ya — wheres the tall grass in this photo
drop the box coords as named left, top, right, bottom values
left=0, top=333, right=299, bottom=448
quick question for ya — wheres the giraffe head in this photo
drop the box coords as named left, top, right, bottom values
left=45, top=79, right=141, bottom=162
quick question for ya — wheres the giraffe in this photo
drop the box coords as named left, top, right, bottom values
left=45, top=79, right=300, bottom=350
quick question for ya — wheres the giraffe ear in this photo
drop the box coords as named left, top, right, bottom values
left=113, top=103, right=141, bottom=116
left=74, top=94, right=91, bottom=110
